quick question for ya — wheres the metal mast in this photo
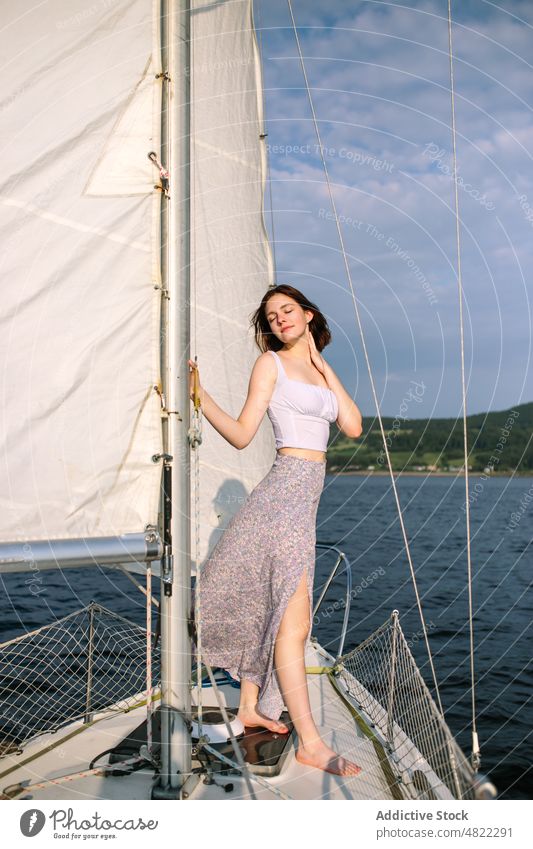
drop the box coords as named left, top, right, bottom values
left=154, top=0, right=192, bottom=797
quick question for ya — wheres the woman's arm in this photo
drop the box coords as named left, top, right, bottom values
left=189, top=353, right=276, bottom=450
left=322, top=360, right=363, bottom=439
left=305, top=326, right=363, bottom=439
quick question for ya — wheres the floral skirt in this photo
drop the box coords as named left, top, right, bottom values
left=192, top=452, right=326, bottom=720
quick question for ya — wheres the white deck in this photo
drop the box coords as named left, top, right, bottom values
left=0, top=642, right=398, bottom=801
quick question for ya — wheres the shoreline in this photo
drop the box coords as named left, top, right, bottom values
left=326, top=469, right=530, bottom=477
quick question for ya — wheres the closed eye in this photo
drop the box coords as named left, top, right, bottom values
left=269, top=310, right=292, bottom=322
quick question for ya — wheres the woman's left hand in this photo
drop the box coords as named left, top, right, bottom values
left=306, top=324, right=327, bottom=377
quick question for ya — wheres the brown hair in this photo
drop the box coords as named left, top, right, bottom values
left=250, top=284, right=332, bottom=353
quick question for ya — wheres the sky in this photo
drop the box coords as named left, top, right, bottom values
left=254, top=0, right=533, bottom=419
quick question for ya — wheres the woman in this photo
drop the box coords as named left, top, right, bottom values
left=188, top=284, right=363, bottom=777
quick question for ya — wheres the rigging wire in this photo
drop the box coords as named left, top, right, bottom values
left=285, top=0, right=447, bottom=721
left=146, top=563, right=154, bottom=759
left=187, top=3, right=285, bottom=799
left=446, top=0, right=479, bottom=770
left=186, top=0, right=478, bottom=789
left=189, top=0, right=206, bottom=746
left=256, top=0, right=278, bottom=283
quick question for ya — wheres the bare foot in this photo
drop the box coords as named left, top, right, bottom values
left=295, top=741, right=362, bottom=776
left=237, top=706, right=290, bottom=734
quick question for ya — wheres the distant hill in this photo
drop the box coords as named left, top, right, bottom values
left=328, top=402, right=533, bottom=473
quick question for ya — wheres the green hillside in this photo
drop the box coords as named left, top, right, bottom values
left=327, top=402, right=533, bottom=474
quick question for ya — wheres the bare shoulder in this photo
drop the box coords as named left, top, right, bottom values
left=247, top=351, right=277, bottom=398
left=252, top=350, right=276, bottom=378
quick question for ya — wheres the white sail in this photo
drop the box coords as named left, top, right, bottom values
left=0, top=0, right=274, bottom=558
left=0, top=1, right=163, bottom=542
left=190, top=0, right=275, bottom=567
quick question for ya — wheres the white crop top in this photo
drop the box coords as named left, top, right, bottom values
left=266, top=350, right=338, bottom=452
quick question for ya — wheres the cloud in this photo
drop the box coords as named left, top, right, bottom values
left=257, top=0, right=533, bottom=416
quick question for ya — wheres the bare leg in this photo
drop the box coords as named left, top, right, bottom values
left=237, top=678, right=290, bottom=734
left=274, top=567, right=362, bottom=777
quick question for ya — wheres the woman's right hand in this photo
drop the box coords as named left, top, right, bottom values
left=188, top=358, right=201, bottom=402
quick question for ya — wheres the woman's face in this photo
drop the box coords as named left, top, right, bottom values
left=265, top=295, right=312, bottom=344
